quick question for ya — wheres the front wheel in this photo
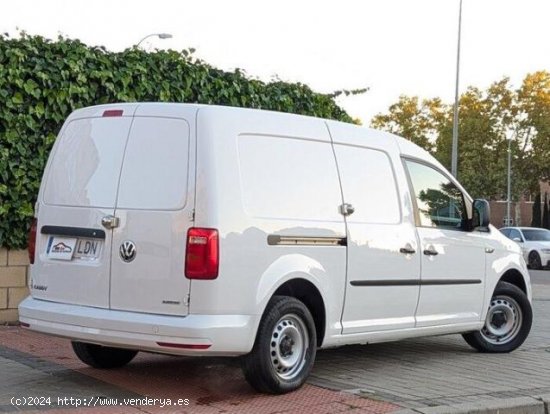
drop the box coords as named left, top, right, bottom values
left=72, top=342, right=138, bottom=369
left=462, top=281, right=532, bottom=353
left=241, top=296, right=317, bottom=394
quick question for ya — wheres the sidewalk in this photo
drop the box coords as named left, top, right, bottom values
left=0, top=327, right=396, bottom=413
left=0, top=283, right=548, bottom=413
left=308, top=283, right=550, bottom=412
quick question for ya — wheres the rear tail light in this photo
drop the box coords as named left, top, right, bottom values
left=185, top=228, right=219, bottom=279
left=28, top=218, right=37, bottom=265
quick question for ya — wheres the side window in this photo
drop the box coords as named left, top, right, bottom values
left=509, top=229, right=522, bottom=241
left=500, top=228, right=511, bottom=238
left=405, top=160, right=466, bottom=230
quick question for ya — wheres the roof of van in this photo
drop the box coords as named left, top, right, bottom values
left=68, top=102, right=439, bottom=168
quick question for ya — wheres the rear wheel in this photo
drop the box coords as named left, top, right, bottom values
left=462, top=281, right=532, bottom=353
left=528, top=251, right=542, bottom=270
left=72, top=342, right=138, bottom=369
left=241, top=296, right=317, bottom=394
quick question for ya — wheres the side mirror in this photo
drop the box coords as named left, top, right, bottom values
left=512, top=237, right=523, bottom=243
left=472, top=199, right=490, bottom=229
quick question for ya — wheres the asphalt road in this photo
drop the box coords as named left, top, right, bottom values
left=529, top=269, right=550, bottom=285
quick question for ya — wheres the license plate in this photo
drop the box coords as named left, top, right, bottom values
left=47, top=237, right=101, bottom=261
left=73, top=238, right=102, bottom=260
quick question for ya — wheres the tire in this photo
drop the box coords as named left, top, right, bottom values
left=528, top=251, right=542, bottom=270
left=241, top=296, right=317, bottom=394
left=462, top=281, right=532, bottom=353
left=72, top=342, right=138, bottom=369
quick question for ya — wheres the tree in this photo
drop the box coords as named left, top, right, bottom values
left=371, top=74, right=550, bottom=201
left=435, top=84, right=513, bottom=199
left=517, top=71, right=550, bottom=192
left=371, top=96, right=445, bottom=152
left=373, top=82, right=517, bottom=199
left=544, top=193, right=550, bottom=229
left=532, top=193, right=542, bottom=227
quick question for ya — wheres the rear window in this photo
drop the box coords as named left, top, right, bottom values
left=44, top=116, right=190, bottom=210
left=43, top=117, right=132, bottom=208
left=116, top=117, right=190, bottom=210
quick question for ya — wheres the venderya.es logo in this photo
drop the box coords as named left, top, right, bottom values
left=52, top=242, right=72, bottom=253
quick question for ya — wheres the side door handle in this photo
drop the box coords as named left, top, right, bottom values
left=400, top=244, right=416, bottom=254
left=423, top=246, right=438, bottom=256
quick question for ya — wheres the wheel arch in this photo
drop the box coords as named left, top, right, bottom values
left=255, top=254, right=332, bottom=347
left=498, top=268, right=527, bottom=295
left=271, top=278, right=326, bottom=347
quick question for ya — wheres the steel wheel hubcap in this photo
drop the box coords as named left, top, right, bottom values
left=481, top=295, right=522, bottom=345
left=270, top=314, right=308, bottom=380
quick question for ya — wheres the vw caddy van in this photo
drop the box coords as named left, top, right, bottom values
left=20, top=103, right=532, bottom=394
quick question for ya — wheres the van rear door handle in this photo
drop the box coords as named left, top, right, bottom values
left=101, top=215, right=119, bottom=229
left=423, top=246, right=438, bottom=256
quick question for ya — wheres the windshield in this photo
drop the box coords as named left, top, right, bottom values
left=522, top=229, right=550, bottom=241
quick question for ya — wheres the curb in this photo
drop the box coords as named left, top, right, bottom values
left=393, top=394, right=550, bottom=414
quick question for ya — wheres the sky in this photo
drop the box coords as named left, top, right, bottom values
left=1, top=0, right=549, bottom=124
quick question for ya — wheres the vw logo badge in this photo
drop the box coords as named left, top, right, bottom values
left=119, top=240, right=136, bottom=263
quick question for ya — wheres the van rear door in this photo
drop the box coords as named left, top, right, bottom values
left=33, top=106, right=137, bottom=308
left=109, top=106, right=195, bottom=316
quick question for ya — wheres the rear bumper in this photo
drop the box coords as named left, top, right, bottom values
left=19, top=297, right=258, bottom=356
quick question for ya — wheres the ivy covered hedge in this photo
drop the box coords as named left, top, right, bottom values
left=0, top=34, right=352, bottom=249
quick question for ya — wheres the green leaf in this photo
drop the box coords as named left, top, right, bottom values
left=12, top=92, right=23, bottom=104
left=0, top=33, right=352, bottom=249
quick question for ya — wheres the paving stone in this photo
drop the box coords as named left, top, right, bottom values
left=309, top=285, right=550, bottom=410
left=0, top=349, right=141, bottom=411
left=416, top=396, right=545, bottom=413
left=0, top=331, right=400, bottom=414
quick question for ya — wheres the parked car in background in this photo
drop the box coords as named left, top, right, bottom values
left=500, top=227, right=550, bottom=270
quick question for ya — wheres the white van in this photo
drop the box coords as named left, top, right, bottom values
left=20, top=103, right=532, bottom=394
